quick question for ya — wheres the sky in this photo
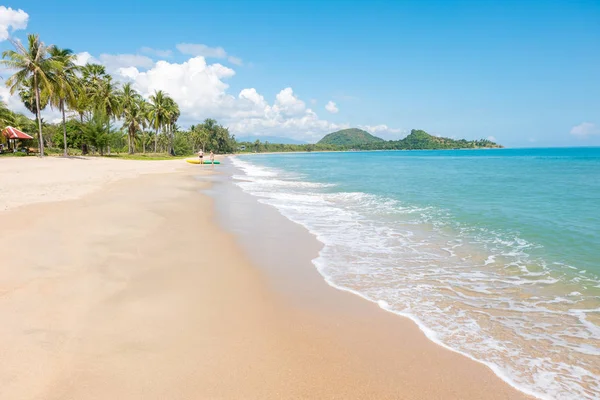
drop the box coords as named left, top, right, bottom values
left=0, top=0, right=599, bottom=147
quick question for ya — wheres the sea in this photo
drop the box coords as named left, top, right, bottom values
left=229, top=148, right=600, bottom=400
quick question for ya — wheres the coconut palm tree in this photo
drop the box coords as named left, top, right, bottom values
left=77, top=63, right=106, bottom=121
left=89, top=75, right=121, bottom=135
left=81, top=63, right=106, bottom=89
left=1, top=34, right=57, bottom=156
left=0, top=101, right=14, bottom=128
left=18, top=78, right=49, bottom=116
left=120, top=83, right=146, bottom=154
left=47, top=47, right=79, bottom=156
left=164, top=96, right=179, bottom=155
left=148, top=90, right=168, bottom=153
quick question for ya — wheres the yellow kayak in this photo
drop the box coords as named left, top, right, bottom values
left=186, top=159, right=220, bottom=165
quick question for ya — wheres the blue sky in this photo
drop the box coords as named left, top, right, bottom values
left=1, top=0, right=599, bottom=146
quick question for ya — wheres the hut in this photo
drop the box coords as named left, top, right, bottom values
left=1, top=126, right=33, bottom=153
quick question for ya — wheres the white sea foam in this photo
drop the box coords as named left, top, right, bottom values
left=229, top=156, right=600, bottom=400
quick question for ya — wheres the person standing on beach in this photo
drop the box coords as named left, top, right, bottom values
left=198, top=149, right=204, bottom=166
left=209, top=151, right=215, bottom=168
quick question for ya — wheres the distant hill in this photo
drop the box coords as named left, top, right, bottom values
left=317, top=128, right=385, bottom=146
left=391, top=129, right=502, bottom=150
left=236, top=135, right=307, bottom=145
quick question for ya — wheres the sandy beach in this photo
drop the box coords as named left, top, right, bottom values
left=0, top=157, right=530, bottom=399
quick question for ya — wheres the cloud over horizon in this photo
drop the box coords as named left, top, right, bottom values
left=570, top=122, right=599, bottom=138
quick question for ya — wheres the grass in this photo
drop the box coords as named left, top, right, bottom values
left=104, top=153, right=190, bottom=161
left=0, top=151, right=30, bottom=157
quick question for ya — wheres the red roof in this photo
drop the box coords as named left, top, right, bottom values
left=2, top=126, right=33, bottom=140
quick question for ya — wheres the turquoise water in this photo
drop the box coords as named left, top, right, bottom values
left=231, top=148, right=600, bottom=399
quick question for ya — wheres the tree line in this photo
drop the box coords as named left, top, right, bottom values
left=0, top=34, right=236, bottom=156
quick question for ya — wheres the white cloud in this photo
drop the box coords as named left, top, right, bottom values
left=0, top=6, right=28, bottom=41
left=140, top=47, right=173, bottom=58
left=99, top=53, right=155, bottom=72
left=570, top=122, right=599, bottom=138
left=176, top=43, right=243, bottom=66
left=74, top=51, right=98, bottom=66
left=112, top=56, right=350, bottom=141
left=487, top=135, right=497, bottom=141
left=325, top=100, right=339, bottom=114
left=273, top=87, right=306, bottom=116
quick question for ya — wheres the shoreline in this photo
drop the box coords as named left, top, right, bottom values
left=0, top=157, right=530, bottom=399
left=212, top=159, right=533, bottom=399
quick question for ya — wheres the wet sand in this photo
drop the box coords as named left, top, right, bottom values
left=0, top=157, right=530, bottom=399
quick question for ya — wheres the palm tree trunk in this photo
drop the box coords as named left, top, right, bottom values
left=33, top=73, right=44, bottom=157
left=154, top=125, right=158, bottom=153
left=61, top=100, right=68, bottom=157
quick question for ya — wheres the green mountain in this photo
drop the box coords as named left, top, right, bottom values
left=391, top=129, right=502, bottom=150
left=317, top=128, right=385, bottom=146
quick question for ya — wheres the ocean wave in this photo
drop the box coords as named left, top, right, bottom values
left=229, top=156, right=600, bottom=400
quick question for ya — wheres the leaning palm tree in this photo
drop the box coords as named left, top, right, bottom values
left=148, top=90, right=168, bottom=153
left=1, top=34, right=57, bottom=156
left=0, top=101, right=14, bottom=128
left=47, top=46, right=79, bottom=156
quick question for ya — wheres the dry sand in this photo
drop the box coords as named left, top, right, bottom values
left=0, top=157, right=530, bottom=399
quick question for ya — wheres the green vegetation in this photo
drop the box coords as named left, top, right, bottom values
left=318, top=128, right=385, bottom=146
left=238, top=129, right=502, bottom=153
left=0, top=33, right=235, bottom=157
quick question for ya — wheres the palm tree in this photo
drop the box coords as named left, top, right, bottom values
left=76, top=63, right=106, bottom=122
left=81, top=63, right=106, bottom=88
left=47, top=47, right=78, bottom=156
left=18, top=78, right=49, bottom=116
left=1, top=34, right=57, bottom=156
left=89, top=75, right=121, bottom=135
left=120, top=83, right=146, bottom=154
left=164, top=96, right=179, bottom=155
left=148, top=90, right=168, bottom=153
left=0, top=101, right=14, bottom=128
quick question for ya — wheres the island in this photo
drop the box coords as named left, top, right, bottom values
left=236, top=128, right=502, bottom=153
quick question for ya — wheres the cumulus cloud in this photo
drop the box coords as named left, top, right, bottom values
left=140, top=46, right=173, bottom=58
left=487, top=135, right=497, bottom=141
left=0, top=6, right=28, bottom=41
left=325, top=100, right=339, bottom=114
left=74, top=51, right=99, bottom=66
left=176, top=43, right=242, bottom=66
left=570, top=122, right=599, bottom=138
left=111, top=56, right=352, bottom=141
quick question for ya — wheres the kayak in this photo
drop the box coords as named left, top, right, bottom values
left=186, top=159, right=220, bottom=165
